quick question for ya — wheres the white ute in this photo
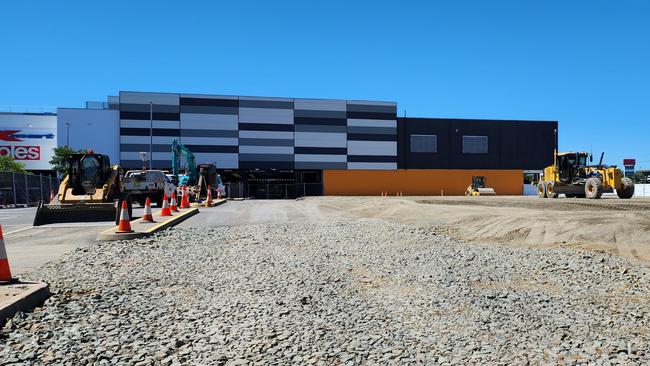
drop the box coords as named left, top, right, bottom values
left=124, top=170, right=176, bottom=207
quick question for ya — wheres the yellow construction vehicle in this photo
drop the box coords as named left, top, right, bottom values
left=465, top=176, right=496, bottom=196
left=33, top=153, right=132, bottom=226
left=538, top=151, right=634, bottom=199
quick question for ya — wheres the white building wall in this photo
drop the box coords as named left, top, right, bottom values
left=0, top=113, right=57, bottom=170
left=57, top=108, right=120, bottom=166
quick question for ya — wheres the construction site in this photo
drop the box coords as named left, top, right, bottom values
left=1, top=96, right=649, bottom=364
left=0, top=84, right=647, bottom=366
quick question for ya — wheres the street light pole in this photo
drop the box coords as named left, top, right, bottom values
left=65, top=122, right=70, bottom=147
left=149, top=102, right=153, bottom=170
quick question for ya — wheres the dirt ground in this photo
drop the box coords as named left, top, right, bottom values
left=310, top=195, right=650, bottom=263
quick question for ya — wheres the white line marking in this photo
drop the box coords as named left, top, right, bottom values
left=4, top=227, right=34, bottom=235
left=4, top=223, right=114, bottom=235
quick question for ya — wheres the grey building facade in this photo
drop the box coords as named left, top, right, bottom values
left=117, top=91, right=397, bottom=171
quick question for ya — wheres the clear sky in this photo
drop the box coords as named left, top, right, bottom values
left=1, top=1, right=649, bottom=168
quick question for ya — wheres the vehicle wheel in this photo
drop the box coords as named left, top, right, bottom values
left=617, top=177, right=635, bottom=199
left=585, top=178, right=604, bottom=199
left=546, top=182, right=559, bottom=198
left=156, top=194, right=164, bottom=208
left=537, top=182, right=547, bottom=198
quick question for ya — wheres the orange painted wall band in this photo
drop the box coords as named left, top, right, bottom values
left=323, top=169, right=524, bottom=196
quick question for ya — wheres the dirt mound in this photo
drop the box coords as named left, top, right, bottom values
left=315, top=196, right=650, bottom=263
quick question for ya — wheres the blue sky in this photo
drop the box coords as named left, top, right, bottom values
left=1, top=1, right=649, bottom=168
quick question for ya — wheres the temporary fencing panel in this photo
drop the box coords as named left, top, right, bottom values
left=0, top=172, right=59, bottom=207
left=225, top=182, right=323, bottom=199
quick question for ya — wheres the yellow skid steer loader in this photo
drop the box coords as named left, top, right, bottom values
left=33, top=153, right=132, bottom=226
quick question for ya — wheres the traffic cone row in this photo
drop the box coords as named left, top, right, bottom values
left=116, top=200, right=134, bottom=233
left=0, top=225, right=15, bottom=283
left=142, top=197, right=155, bottom=223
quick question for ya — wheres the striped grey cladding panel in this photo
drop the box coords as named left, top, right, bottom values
left=177, top=97, right=240, bottom=168
left=239, top=138, right=294, bottom=146
left=121, top=160, right=172, bottom=169
left=239, top=96, right=293, bottom=109
left=180, top=113, right=238, bottom=130
left=180, top=105, right=238, bottom=115
left=120, top=92, right=180, bottom=105
left=192, top=153, right=238, bottom=169
left=292, top=98, right=349, bottom=169
left=119, top=92, right=181, bottom=168
left=294, top=99, right=346, bottom=111
left=295, top=154, right=347, bottom=163
left=294, top=132, right=346, bottom=148
left=239, top=131, right=293, bottom=139
left=180, top=130, right=238, bottom=138
left=294, top=125, right=347, bottom=133
left=295, top=162, right=347, bottom=169
left=238, top=96, right=295, bottom=168
left=239, top=154, right=294, bottom=162
left=346, top=101, right=397, bottom=170
left=239, top=108, right=294, bottom=124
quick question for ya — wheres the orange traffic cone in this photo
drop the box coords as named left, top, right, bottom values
left=170, top=192, right=179, bottom=212
left=0, top=225, right=15, bottom=283
left=205, top=186, right=213, bottom=207
left=180, top=185, right=190, bottom=209
left=161, top=193, right=172, bottom=216
left=217, top=188, right=222, bottom=200
left=116, top=200, right=134, bottom=233
left=49, top=190, right=55, bottom=203
left=142, top=197, right=155, bottom=222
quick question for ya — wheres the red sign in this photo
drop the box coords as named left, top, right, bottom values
left=0, top=130, right=22, bottom=142
left=623, top=159, right=636, bottom=166
left=0, top=145, right=41, bottom=160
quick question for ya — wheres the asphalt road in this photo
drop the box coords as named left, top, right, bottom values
left=1, top=206, right=145, bottom=276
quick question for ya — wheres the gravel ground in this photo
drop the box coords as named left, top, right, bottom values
left=1, top=219, right=649, bottom=365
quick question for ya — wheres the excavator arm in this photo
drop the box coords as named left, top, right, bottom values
left=172, top=139, right=197, bottom=186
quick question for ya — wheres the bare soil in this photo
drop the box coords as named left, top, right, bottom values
left=310, top=196, right=650, bottom=263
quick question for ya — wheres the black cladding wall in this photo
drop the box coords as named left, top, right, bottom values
left=397, top=118, right=557, bottom=170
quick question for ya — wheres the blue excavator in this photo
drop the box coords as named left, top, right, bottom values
left=171, top=139, right=222, bottom=200
left=171, top=139, right=196, bottom=187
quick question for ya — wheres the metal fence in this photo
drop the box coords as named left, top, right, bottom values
left=226, top=183, right=323, bottom=199
left=0, top=172, right=60, bottom=207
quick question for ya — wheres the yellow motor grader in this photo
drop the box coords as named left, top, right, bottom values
left=538, top=152, right=634, bottom=199
left=33, top=153, right=132, bottom=226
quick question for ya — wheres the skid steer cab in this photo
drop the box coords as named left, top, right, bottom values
left=465, top=176, right=496, bottom=196
left=538, top=152, right=634, bottom=199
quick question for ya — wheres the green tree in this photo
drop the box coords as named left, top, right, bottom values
left=49, top=146, right=84, bottom=175
left=0, top=155, right=26, bottom=173
left=632, top=171, right=648, bottom=183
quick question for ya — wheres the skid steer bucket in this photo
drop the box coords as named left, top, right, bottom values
left=33, top=201, right=118, bottom=226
